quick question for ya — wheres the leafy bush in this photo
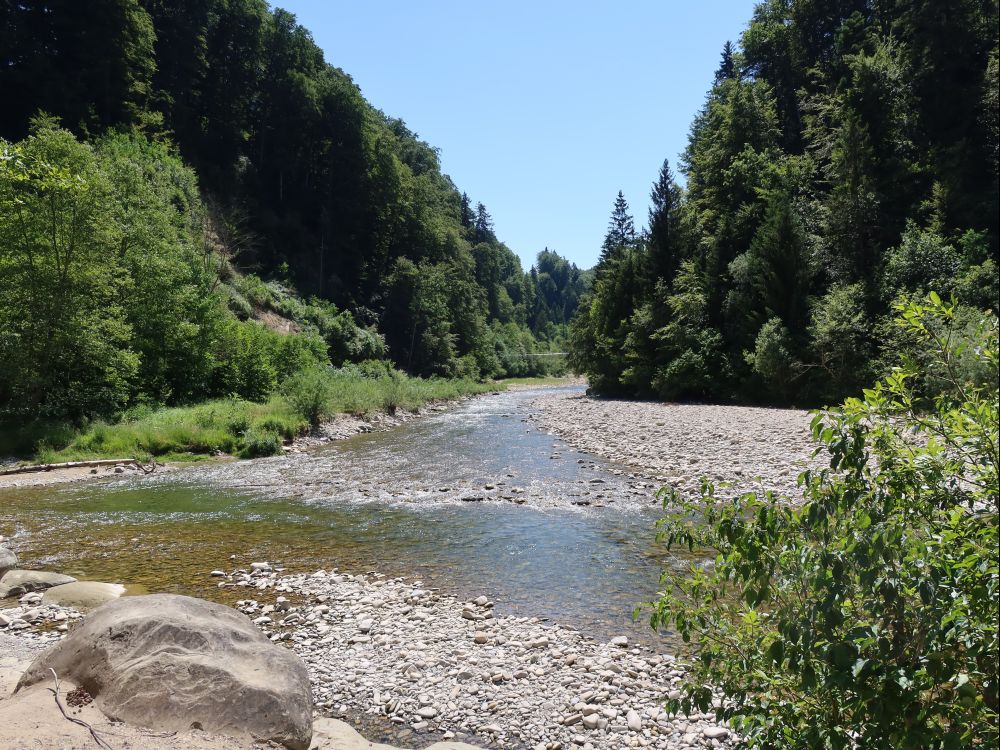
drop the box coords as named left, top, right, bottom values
left=651, top=329, right=730, bottom=401
left=237, top=427, right=283, bottom=458
left=379, top=370, right=406, bottom=415
left=336, top=359, right=396, bottom=379
left=236, top=274, right=274, bottom=308
left=880, top=225, right=960, bottom=301
left=808, top=283, right=872, bottom=400
left=270, top=331, right=327, bottom=381
left=281, top=367, right=334, bottom=426
left=211, top=320, right=279, bottom=400
left=646, top=294, right=998, bottom=749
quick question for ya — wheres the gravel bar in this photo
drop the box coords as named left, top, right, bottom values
left=529, top=392, right=819, bottom=500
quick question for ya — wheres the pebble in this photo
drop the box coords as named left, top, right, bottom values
left=529, top=393, right=817, bottom=501
left=222, top=566, right=736, bottom=749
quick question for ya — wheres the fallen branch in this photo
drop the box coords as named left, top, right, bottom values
left=0, top=459, right=140, bottom=476
left=47, top=668, right=114, bottom=750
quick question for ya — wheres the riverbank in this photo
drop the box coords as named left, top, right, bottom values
left=0, top=563, right=735, bottom=750
left=0, top=377, right=581, bottom=489
left=247, top=565, right=734, bottom=749
left=529, top=391, right=818, bottom=500
left=1, top=372, right=500, bottom=466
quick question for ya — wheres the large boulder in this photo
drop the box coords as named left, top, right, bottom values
left=0, top=547, right=16, bottom=579
left=17, top=594, right=313, bottom=749
left=40, top=580, right=124, bottom=611
left=0, top=570, right=76, bottom=599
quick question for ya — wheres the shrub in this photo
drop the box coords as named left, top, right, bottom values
left=281, top=367, right=334, bottom=426
left=380, top=370, right=406, bottom=415
left=880, top=225, right=962, bottom=302
left=237, top=427, right=283, bottom=458
left=236, top=274, right=274, bottom=308
left=270, top=331, right=327, bottom=381
left=646, top=294, right=998, bottom=749
left=212, top=320, right=279, bottom=401
left=808, top=283, right=873, bottom=400
left=338, top=359, right=396, bottom=379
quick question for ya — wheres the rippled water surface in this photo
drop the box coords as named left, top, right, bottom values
left=1, top=387, right=700, bottom=644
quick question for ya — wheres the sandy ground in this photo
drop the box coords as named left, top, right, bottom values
left=0, top=461, right=169, bottom=489
left=530, top=391, right=820, bottom=500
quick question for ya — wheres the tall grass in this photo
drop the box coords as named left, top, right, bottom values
left=4, top=369, right=499, bottom=464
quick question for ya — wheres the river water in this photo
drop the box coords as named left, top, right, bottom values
left=1, top=387, right=698, bottom=645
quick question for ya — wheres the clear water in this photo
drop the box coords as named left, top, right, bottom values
left=0, top=387, right=701, bottom=647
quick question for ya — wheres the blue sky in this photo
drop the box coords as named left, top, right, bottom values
left=274, top=1, right=758, bottom=270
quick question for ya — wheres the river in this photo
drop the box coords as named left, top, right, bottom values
left=1, top=386, right=697, bottom=645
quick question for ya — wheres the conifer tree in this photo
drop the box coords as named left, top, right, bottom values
left=714, top=40, right=737, bottom=85
left=647, top=159, right=683, bottom=285
left=473, top=202, right=494, bottom=243
left=459, top=192, right=473, bottom=229
left=599, top=191, right=636, bottom=266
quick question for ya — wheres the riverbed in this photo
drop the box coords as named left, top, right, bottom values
left=0, top=387, right=694, bottom=645
left=2, top=385, right=823, bottom=748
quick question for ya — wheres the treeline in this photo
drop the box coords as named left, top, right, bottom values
left=0, top=0, right=586, bottom=425
left=570, top=0, right=999, bottom=404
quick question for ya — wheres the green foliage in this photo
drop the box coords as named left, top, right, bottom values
left=211, top=320, right=279, bottom=401
left=280, top=367, right=335, bottom=426
left=0, top=120, right=139, bottom=419
left=2, top=0, right=560, bottom=392
left=746, top=316, right=797, bottom=396
left=95, top=132, right=224, bottom=403
left=12, top=370, right=499, bottom=463
left=645, top=296, right=999, bottom=748
left=568, top=2, right=997, bottom=406
left=808, top=283, right=872, bottom=400
left=528, top=248, right=591, bottom=342
left=237, top=427, right=283, bottom=458
left=881, top=225, right=964, bottom=302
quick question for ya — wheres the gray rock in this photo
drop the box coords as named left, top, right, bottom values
left=41, top=581, right=124, bottom=611
left=703, top=726, right=730, bottom=740
left=0, top=570, right=77, bottom=599
left=17, top=594, right=313, bottom=750
left=626, top=709, right=642, bottom=732
left=0, top=547, right=17, bottom=578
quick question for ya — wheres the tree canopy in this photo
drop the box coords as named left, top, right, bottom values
left=0, top=0, right=584, bottom=424
left=570, top=0, right=998, bottom=405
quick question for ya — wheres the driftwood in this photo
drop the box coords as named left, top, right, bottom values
left=47, top=669, right=114, bottom=750
left=0, top=458, right=155, bottom=476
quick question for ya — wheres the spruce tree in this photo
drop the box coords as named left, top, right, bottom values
left=714, top=40, right=737, bottom=85
left=647, top=159, right=683, bottom=285
left=473, top=202, right=494, bottom=242
left=459, top=192, right=473, bottom=228
left=599, top=191, right=636, bottom=266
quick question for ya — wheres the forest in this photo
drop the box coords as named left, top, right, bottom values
left=570, top=0, right=999, bottom=405
left=0, top=0, right=590, bottom=441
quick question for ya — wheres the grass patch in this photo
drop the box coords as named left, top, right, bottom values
left=4, top=370, right=501, bottom=464
left=493, top=375, right=579, bottom=387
